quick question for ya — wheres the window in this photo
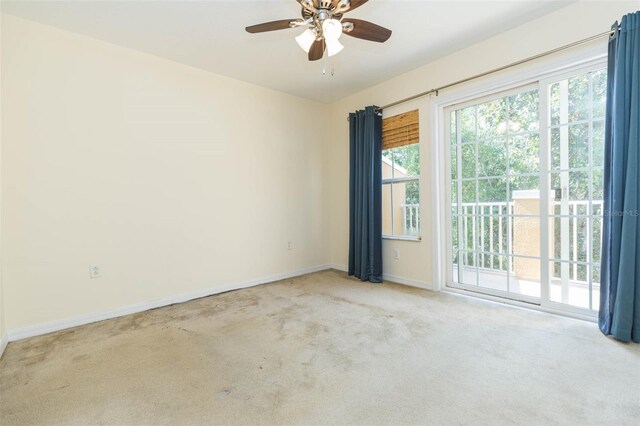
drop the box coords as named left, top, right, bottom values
left=445, top=62, right=606, bottom=315
left=382, top=109, right=420, bottom=239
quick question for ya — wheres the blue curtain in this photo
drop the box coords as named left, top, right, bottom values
left=599, top=11, right=640, bottom=343
left=348, top=106, right=383, bottom=283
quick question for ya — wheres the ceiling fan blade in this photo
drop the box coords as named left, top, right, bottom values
left=346, top=0, right=369, bottom=12
left=308, top=39, right=325, bottom=61
left=342, top=19, right=391, bottom=43
left=245, top=19, right=298, bottom=33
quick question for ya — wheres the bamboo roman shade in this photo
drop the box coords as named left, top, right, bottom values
left=382, top=109, right=419, bottom=150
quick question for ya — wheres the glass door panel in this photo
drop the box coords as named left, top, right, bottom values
left=448, top=86, right=541, bottom=302
left=545, top=68, right=606, bottom=312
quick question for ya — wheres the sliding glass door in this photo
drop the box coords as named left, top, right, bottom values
left=445, top=63, right=606, bottom=316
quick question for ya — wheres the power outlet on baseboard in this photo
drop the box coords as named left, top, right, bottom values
left=90, top=265, right=101, bottom=279
left=287, top=241, right=294, bottom=250
left=393, top=248, right=400, bottom=260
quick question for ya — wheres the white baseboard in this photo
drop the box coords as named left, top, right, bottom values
left=328, top=263, right=348, bottom=272
left=7, top=264, right=332, bottom=342
left=0, top=332, right=8, bottom=359
left=384, top=273, right=433, bottom=291
left=328, top=263, right=433, bottom=290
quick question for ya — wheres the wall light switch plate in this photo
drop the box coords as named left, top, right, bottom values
left=393, top=248, right=400, bottom=260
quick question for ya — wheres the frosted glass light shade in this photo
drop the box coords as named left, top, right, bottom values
left=295, top=29, right=316, bottom=53
left=326, top=37, right=344, bottom=57
left=322, top=19, right=343, bottom=40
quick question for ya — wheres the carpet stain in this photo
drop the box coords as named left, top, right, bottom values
left=1, top=269, right=639, bottom=425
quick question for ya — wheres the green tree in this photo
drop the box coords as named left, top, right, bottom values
left=450, top=69, right=606, bottom=280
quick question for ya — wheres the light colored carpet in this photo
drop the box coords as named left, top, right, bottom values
left=1, top=269, right=639, bottom=425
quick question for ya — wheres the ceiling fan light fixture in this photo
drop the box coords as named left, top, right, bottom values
left=322, top=18, right=343, bottom=40
left=326, top=37, right=344, bottom=57
left=295, top=29, right=316, bottom=53
left=246, top=0, right=392, bottom=62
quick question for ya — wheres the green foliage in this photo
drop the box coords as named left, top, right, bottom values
left=451, top=89, right=541, bottom=202
left=383, top=143, right=420, bottom=205
left=391, top=144, right=420, bottom=176
left=451, top=70, right=605, bottom=204
left=449, top=69, right=607, bottom=281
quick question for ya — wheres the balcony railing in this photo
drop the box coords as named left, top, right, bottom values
left=555, top=200, right=604, bottom=282
left=401, top=204, right=420, bottom=236
left=456, top=202, right=513, bottom=272
left=400, top=198, right=604, bottom=284
left=451, top=199, right=604, bottom=283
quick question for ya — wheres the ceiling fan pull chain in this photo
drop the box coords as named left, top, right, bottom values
left=322, top=65, right=335, bottom=77
left=322, top=52, right=327, bottom=75
left=321, top=53, right=335, bottom=77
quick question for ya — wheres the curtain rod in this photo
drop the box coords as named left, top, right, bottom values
left=348, top=26, right=619, bottom=121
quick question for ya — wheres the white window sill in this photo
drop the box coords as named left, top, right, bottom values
left=382, top=235, right=421, bottom=242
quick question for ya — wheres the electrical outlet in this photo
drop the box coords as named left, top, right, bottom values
left=90, top=264, right=101, bottom=279
left=287, top=241, right=294, bottom=250
left=393, top=248, right=400, bottom=260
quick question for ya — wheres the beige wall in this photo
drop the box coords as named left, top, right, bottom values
left=381, top=158, right=407, bottom=235
left=327, top=1, right=637, bottom=288
left=1, top=15, right=328, bottom=332
left=0, top=8, right=6, bottom=353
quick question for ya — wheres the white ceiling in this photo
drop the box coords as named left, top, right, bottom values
left=3, top=0, right=574, bottom=103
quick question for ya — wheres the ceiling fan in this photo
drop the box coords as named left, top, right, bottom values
left=245, top=0, right=392, bottom=61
